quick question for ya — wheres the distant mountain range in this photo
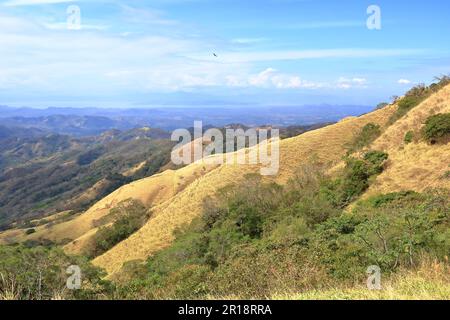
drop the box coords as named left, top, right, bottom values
left=0, top=104, right=374, bottom=134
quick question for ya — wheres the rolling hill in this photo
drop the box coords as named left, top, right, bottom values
left=1, top=82, right=448, bottom=283
left=90, top=83, right=449, bottom=276
left=0, top=81, right=448, bottom=301
left=88, top=104, right=397, bottom=274
left=0, top=122, right=327, bottom=245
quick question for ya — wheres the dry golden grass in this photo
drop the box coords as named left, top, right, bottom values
left=122, top=161, right=147, bottom=177
left=91, top=104, right=396, bottom=275
left=272, top=259, right=450, bottom=300
left=0, top=210, right=76, bottom=245
left=29, top=210, right=71, bottom=225
left=364, top=84, right=450, bottom=196
left=64, top=163, right=220, bottom=254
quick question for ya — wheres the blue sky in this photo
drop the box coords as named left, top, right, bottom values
left=0, top=0, right=449, bottom=108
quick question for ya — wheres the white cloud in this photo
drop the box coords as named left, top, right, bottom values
left=248, top=68, right=277, bottom=87
left=2, top=18, right=371, bottom=93
left=225, top=71, right=370, bottom=90
left=3, top=0, right=75, bottom=6
left=398, top=79, right=411, bottom=84
left=352, top=77, right=367, bottom=85
left=227, top=68, right=323, bottom=89
left=0, top=13, right=205, bottom=93
left=0, top=11, right=422, bottom=99
left=0, top=14, right=38, bottom=31
left=337, top=77, right=368, bottom=89
left=0, top=13, right=378, bottom=95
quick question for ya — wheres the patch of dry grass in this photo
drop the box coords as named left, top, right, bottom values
left=364, top=84, right=450, bottom=197
left=272, top=260, right=450, bottom=300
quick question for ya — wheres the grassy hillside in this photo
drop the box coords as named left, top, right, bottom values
left=0, top=81, right=448, bottom=300
left=0, top=123, right=326, bottom=248
left=92, top=103, right=396, bottom=275
left=365, top=83, right=450, bottom=195
left=89, top=82, right=450, bottom=289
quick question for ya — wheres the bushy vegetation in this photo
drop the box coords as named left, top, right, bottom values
left=25, top=228, right=36, bottom=235
left=422, top=113, right=450, bottom=144
left=404, top=131, right=414, bottom=144
left=321, top=151, right=388, bottom=208
left=346, top=123, right=381, bottom=154
left=1, top=140, right=448, bottom=300
left=106, top=153, right=450, bottom=300
left=89, top=200, right=150, bottom=258
left=389, top=76, right=450, bottom=124
left=376, top=102, right=389, bottom=110
left=2, top=161, right=447, bottom=300
left=0, top=244, right=110, bottom=300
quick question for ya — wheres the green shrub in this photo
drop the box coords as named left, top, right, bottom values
left=376, top=102, right=389, bottom=110
left=339, top=158, right=371, bottom=204
left=389, top=85, right=430, bottom=124
left=389, top=78, right=450, bottom=124
left=90, top=200, right=149, bottom=257
left=441, top=171, right=450, bottom=180
left=398, top=95, right=422, bottom=114
left=155, top=264, right=211, bottom=299
left=346, top=123, right=381, bottom=153
left=111, top=160, right=449, bottom=300
left=364, top=191, right=423, bottom=208
left=324, top=152, right=388, bottom=208
left=404, top=131, right=414, bottom=144
left=422, top=113, right=450, bottom=143
left=312, top=190, right=449, bottom=278
left=0, top=245, right=108, bottom=300
left=364, top=151, right=388, bottom=173
left=25, top=228, right=36, bottom=235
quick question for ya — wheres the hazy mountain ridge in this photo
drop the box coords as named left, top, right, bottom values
left=0, top=104, right=373, bottom=132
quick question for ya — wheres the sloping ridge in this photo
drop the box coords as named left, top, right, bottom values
left=92, top=104, right=397, bottom=275
left=62, top=163, right=220, bottom=253
left=363, top=84, right=450, bottom=196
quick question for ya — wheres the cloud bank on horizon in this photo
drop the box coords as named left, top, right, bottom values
left=0, top=0, right=449, bottom=108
